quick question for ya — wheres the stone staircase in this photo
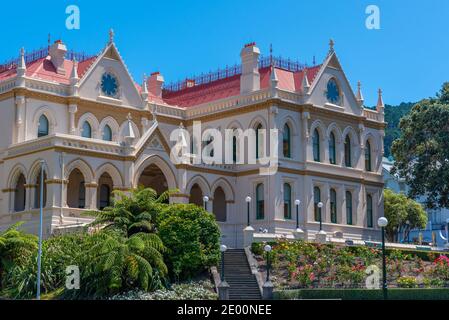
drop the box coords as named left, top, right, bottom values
left=218, top=249, right=262, bottom=300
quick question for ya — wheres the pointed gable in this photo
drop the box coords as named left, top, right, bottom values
left=306, top=52, right=362, bottom=116
left=78, top=44, right=144, bottom=108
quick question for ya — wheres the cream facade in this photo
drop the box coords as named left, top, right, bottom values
left=0, top=35, right=385, bottom=247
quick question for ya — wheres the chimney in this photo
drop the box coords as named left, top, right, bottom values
left=49, top=40, right=67, bottom=75
left=148, top=72, right=164, bottom=98
left=240, top=42, right=260, bottom=94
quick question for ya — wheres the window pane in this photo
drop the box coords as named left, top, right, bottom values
left=103, top=125, right=112, bottom=141
left=330, top=188, right=337, bottom=223
left=256, top=184, right=264, bottom=219
left=284, top=183, right=292, bottom=219
left=329, top=132, right=336, bottom=164
left=314, top=186, right=321, bottom=222
left=38, top=115, right=49, bottom=137
left=365, top=141, right=372, bottom=171
left=82, top=121, right=92, bottom=138
left=313, top=129, right=320, bottom=162
left=344, top=136, right=351, bottom=167
left=367, top=194, right=373, bottom=228
left=346, top=191, right=352, bottom=225
left=283, top=124, right=291, bottom=158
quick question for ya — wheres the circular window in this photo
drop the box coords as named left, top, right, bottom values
left=101, top=72, right=119, bottom=98
left=326, top=78, right=340, bottom=104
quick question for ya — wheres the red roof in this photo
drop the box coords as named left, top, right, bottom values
left=162, top=65, right=321, bottom=107
left=0, top=55, right=96, bottom=84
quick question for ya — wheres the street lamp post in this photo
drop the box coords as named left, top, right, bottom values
left=245, top=196, right=251, bottom=227
left=220, top=245, right=227, bottom=282
left=203, top=196, right=209, bottom=211
left=264, top=244, right=272, bottom=282
left=378, top=217, right=388, bottom=300
left=317, top=202, right=323, bottom=231
left=36, top=160, right=45, bottom=300
left=295, top=199, right=300, bottom=229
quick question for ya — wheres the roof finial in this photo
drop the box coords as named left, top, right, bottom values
left=313, top=55, right=316, bottom=66
left=109, top=28, right=115, bottom=44
left=356, top=81, right=364, bottom=105
left=70, top=56, right=79, bottom=81
left=17, top=47, right=26, bottom=79
left=48, top=33, right=51, bottom=50
left=376, top=88, right=384, bottom=110
left=302, top=67, right=310, bottom=94
left=141, top=73, right=149, bottom=101
left=329, top=39, right=335, bottom=53
left=269, top=43, right=273, bottom=65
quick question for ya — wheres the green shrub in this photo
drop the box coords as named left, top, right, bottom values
left=397, top=276, right=418, bottom=288
left=157, top=204, right=220, bottom=280
left=251, top=243, right=264, bottom=256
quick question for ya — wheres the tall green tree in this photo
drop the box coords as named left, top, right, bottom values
left=89, top=187, right=174, bottom=237
left=391, top=83, right=449, bottom=209
left=384, top=189, right=427, bottom=242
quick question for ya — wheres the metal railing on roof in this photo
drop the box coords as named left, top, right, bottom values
left=163, top=55, right=309, bottom=93
left=0, top=47, right=94, bottom=73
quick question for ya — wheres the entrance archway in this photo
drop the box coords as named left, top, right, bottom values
left=213, top=186, right=226, bottom=222
left=14, top=173, right=26, bottom=212
left=67, top=169, right=86, bottom=208
left=97, top=172, right=113, bottom=209
left=137, top=163, right=169, bottom=196
left=189, top=183, right=203, bottom=207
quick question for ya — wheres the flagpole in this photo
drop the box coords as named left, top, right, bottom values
left=36, top=160, right=44, bottom=300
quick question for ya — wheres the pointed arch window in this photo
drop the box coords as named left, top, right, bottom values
left=82, top=121, right=92, bottom=138
left=256, top=124, right=263, bottom=159
left=346, top=191, right=353, bottom=225
left=314, top=186, right=321, bottom=222
left=367, top=194, right=373, bottom=228
left=232, top=134, right=237, bottom=163
left=283, top=124, right=291, bottom=158
left=283, top=183, right=292, bottom=219
left=99, top=184, right=111, bottom=210
left=102, top=125, right=112, bottom=141
left=78, top=181, right=86, bottom=209
left=313, top=129, right=320, bottom=162
left=256, top=183, right=264, bottom=220
left=344, top=135, right=352, bottom=167
left=365, top=141, right=372, bottom=171
left=330, top=188, right=337, bottom=223
left=329, top=132, right=336, bottom=164
left=38, top=115, right=49, bottom=137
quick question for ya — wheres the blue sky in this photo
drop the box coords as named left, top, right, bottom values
left=1, top=0, right=448, bottom=107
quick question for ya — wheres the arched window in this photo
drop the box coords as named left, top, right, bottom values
left=256, top=183, right=264, bottom=220
left=313, top=129, right=320, bottom=162
left=38, top=115, right=49, bottom=137
left=232, top=135, right=237, bottom=163
left=330, top=188, right=337, bottom=223
left=367, top=194, right=373, bottom=228
left=102, top=125, right=112, bottom=141
left=82, top=121, right=92, bottom=138
left=99, top=184, right=111, bottom=210
left=346, top=191, right=353, bottom=225
left=78, top=181, right=86, bottom=209
left=256, top=124, right=263, bottom=159
left=314, top=186, right=321, bottom=222
left=213, top=187, right=227, bottom=222
left=365, top=141, right=372, bottom=171
left=283, top=124, right=291, bottom=158
left=14, top=174, right=26, bottom=212
left=329, top=132, right=336, bottom=164
left=283, top=183, right=292, bottom=219
left=344, top=135, right=352, bottom=167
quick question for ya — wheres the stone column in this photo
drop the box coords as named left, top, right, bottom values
left=85, top=183, right=98, bottom=210
left=68, top=104, right=78, bottom=135
left=15, top=95, right=26, bottom=142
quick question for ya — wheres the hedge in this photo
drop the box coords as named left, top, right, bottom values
left=274, top=288, right=449, bottom=300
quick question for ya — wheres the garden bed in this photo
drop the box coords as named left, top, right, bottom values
left=252, top=240, right=449, bottom=290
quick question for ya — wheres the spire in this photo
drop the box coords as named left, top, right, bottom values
left=302, top=68, right=310, bottom=94
left=123, top=113, right=136, bottom=145
left=17, top=47, right=26, bottom=74
left=70, top=58, right=79, bottom=82
left=376, top=88, right=384, bottom=112
left=141, top=74, right=149, bottom=101
left=108, top=28, right=115, bottom=45
left=356, top=81, right=364, bottom=105
left=270, top=65, right=278, bottom=87
left=328, top=39, right=335, bottom=55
